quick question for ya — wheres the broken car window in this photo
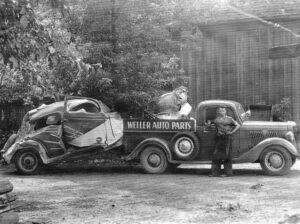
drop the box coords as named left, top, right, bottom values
left=34, top=114, right=61, bottom=131
left=70, top=103, right=100, bottom=113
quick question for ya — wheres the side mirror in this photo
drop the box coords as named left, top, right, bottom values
left=46, top=114, right=61, bottom=125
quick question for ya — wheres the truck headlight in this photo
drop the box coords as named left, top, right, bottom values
left=293, top=125, right=299, bottom=134
left=285, top=131, right=295, bottom=142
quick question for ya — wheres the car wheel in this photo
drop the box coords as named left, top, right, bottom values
left=291, top=156, right=297, bottom=166
left=171, top=133, right=199, bottom=160
left=260, top=146, right=293, bottom=176
left=140, top=146, right=169, bottom=174
left=14, top=150, right=41, bottom=175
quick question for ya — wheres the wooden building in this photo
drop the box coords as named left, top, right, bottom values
left=183, top=14, right=300, bottom=123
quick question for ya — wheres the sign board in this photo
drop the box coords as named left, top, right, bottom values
left=123, top=119, right=196, bottom=132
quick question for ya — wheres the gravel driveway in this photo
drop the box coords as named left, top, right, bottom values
left=1, top=161, right=300, bottom=224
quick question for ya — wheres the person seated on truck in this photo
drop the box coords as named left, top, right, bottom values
left=206, top=107, right=240, bottom=177
left=155, top=86, right=192, bottom=119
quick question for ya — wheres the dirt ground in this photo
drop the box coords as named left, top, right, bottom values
left=1, top=161, right=300, bottom=224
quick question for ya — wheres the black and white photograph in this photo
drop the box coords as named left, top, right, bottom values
left=0, top=0, right=300, bottom=223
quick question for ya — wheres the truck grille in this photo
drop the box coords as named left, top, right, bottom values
left=250, top=131, right=282, bottom=146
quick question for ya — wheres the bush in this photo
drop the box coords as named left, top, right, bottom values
left=0, top=130, right=14, bottom=149
left=272, top=97, right=292, bottom=122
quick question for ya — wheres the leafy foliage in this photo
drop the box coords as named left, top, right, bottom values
left=0, top=0, right=52, bottom=104
left=272, top=97, right=292, bottom=122
left=0, top=0, right=202, bottom=115
left=6, top=0, right=289, bottom=114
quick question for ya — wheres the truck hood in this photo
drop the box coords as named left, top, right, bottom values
left=241, top=121, right=297, bottom=131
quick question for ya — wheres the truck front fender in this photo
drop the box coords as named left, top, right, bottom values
left=125, top=137, right=172, bottom=161
left=234, top=137, right=299, bottom=163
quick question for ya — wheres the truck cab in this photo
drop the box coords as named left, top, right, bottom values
left=124, top=100, right=300, bottom=175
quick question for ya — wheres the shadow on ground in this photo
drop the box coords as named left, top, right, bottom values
left=1, top=162, right=300, bottom=178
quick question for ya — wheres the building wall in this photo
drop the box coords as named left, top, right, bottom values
left=185, top=18, right=300, bottom=123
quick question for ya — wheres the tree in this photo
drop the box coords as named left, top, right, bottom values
left=0, top=0, right=53, bottom=104
left=59, top=0, right=190, bottom=114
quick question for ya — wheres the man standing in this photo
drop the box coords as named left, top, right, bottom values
left=207, top=107, right=241, bottom=177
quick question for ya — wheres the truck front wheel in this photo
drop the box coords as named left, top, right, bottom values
left=14, top=149, right=41, bottom=175
left=260, top=146, right=293, bottom=176
left=140, top=146, right=169, bottom=174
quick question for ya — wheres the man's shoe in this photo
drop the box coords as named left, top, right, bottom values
left=221, top=174, right=233, bottom=177
left=209, top=174, right=220, bottom=177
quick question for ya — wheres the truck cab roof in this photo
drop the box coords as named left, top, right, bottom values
left=196, top=99, right=240, bottom=108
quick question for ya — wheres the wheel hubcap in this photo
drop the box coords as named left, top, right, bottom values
left=148, top=153, right=161, bottom=167
left=178, top=140, right=192, bottom=153
left=269, top=154, right=283, bottom=168
left=265, top=152, right=285, bottom=171
left=21, top=154, right=37, bottom=170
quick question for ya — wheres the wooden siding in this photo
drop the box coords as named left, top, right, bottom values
left=0, top=105, right=30, bottom=130
left=185, top=18, right=300, bottom=123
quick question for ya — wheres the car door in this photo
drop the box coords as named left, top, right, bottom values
left=63, top=97, right=108, bottom=148
left=196, top=105, right=240, bottom=160
left=224, top=107, right=240, bottom=158
left=196, top=106, right=218, bottom=161
left=30, top=113, right=66, bottom=158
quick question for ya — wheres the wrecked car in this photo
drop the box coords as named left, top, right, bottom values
left=1, top=96, right=123, bottom=174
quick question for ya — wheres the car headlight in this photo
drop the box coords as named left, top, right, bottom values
left=285, top=131, right=295, bottom=142
left=293, top=125, right=299, bottom=134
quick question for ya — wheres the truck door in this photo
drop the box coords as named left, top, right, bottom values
left=196, top=106, right=218, bottom=160
left=196, top=106, right=240, bottom=160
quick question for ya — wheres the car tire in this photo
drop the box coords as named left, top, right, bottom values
left=14, top=149, right=41, bottom=175
left=291, top=156, right=297, bottom=166
left=171, top=133, right=199, bottom=161
left=260, top=146, right=293, bottom=176
left=140, top=146, right=169, bottom=174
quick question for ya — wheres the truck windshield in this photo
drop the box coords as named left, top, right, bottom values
left=234, top=102, right=245, bottom=120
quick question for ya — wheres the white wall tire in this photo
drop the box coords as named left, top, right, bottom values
left=140, top=146, right=169, bottom=174
left=260, top=146, right=293, bottom=176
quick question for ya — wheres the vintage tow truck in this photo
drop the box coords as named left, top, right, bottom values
left=123, top=100, right=300, bottom=176
left=1, top=97, right=300, bottom=175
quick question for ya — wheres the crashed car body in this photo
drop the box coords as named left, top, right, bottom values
left=1, top=96, right=123, bottom=174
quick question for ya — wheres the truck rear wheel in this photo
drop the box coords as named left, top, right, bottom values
left=260, top=146, right=293, bottom=176
left=14, top=149, right=41, bottom=175
left=140, top=146, right=169, bottom=174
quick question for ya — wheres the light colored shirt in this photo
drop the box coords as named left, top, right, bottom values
left=178, top=102, right=192, bottom=117
left=214, top=116, right=235, bottom=136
